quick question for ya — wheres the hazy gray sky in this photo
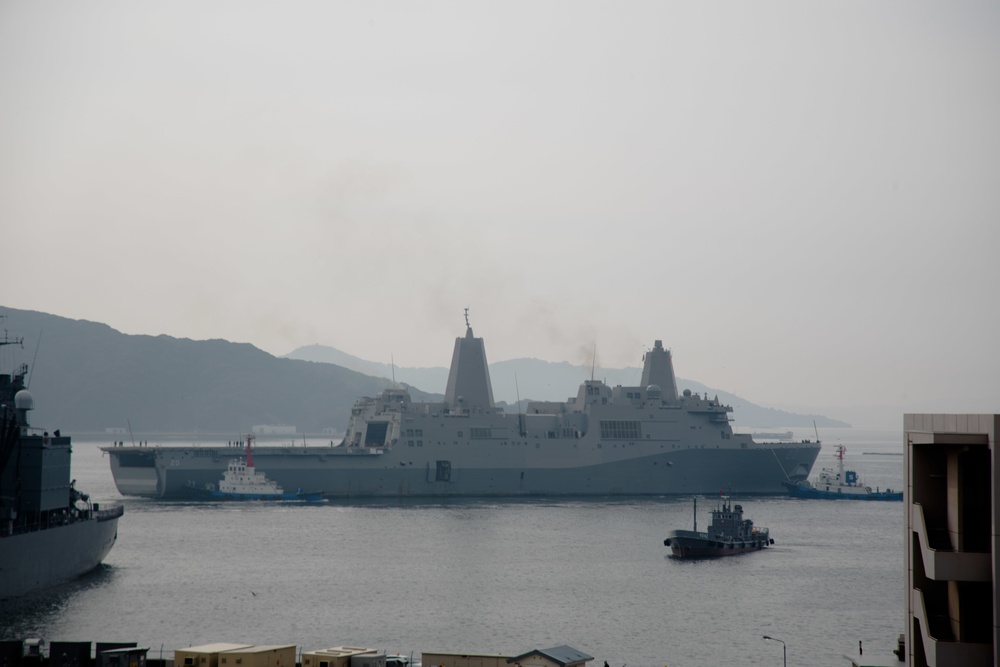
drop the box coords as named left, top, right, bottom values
left=2, top=2, right=998, bottom=426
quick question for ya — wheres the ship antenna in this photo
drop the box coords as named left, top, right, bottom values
left=0, top=324, right=24, bottom=349
left=25, top=330, right=41, bottom=389
left=590, top=345, right=597, bottom=381
left=391, top=354, right=396, bottom=389
left=0, top=325, right=25, bottom=378
left=515, top=373, right=525, bottom=437
left=127, top=419, right=136, bottom=447
left=464, top=307, right=470, bottom=331
left=813, top=419, right=820, bottom=444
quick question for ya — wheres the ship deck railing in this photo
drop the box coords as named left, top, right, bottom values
left=0, top=503, right=123, bottom=537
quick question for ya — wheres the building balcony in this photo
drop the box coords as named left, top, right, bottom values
left=910, top=503, right=992, bottom=581
left=911, top=588, right=994, bottom=667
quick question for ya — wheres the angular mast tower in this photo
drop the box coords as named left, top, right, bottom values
left=640, top=339, right=679, bottom=401
left=444, top=308, right=495, bottom=411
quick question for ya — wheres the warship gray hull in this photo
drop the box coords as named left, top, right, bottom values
left=103, top=320, right=820, bottom=499
left=1, top=324, right=123, bottom=599
left=0, top=505, right=122, bottom=599
left=105, top=439, right=819, bottom=499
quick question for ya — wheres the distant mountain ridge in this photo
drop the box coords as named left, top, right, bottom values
left=0, top=307, right=433, bottom=435
left=0, top=306, right=847, bottom=434
left=285, top=344, right=849, bottom=428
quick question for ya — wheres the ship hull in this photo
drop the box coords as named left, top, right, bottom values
left=201, top=492, right=324, bottom=501
left=664, top=529, right=771, bottom=558
left=0, top=510, right=121, bottom=599
left=188, top=487, right=324, bottom=502
left=104, top=440, right=821, bottom=499
left=782, top=481, right=902, bottom=501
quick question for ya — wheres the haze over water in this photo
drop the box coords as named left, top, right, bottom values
left=1, top=428, right=906, bottom=667
left=3, top=2, right=998, bottom=427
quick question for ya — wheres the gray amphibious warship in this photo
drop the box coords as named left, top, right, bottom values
left=104, top=316, right=821, bottom=498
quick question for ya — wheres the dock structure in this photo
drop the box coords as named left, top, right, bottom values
left=0, top=639, right=598, bottom=667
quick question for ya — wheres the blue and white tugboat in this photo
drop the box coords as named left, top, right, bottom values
left=664, top=494, right=772, bottom=558
left=782, top=445, right=902, bottom=501
left=189, top=435, right=323, bottom=501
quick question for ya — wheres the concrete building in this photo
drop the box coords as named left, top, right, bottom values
left=504, top=646, right=593, bottom=667
left=419, top=652, right=510, bottom=667
left=252, top=425, right=296, bottom=436
left=301, top=647, right=381, bottom=667
left=218, top=645, right=297, bottom=667
left=174, top=644, right=254, bottom=667
left=421, top=646, right=592, bottom=667
left=904, top=414, right=998, bottom=667
left=96, top=647, right=149, bottom=667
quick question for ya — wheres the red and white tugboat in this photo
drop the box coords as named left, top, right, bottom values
left=664, top=494, right=773, bottom=558
left=189, top=435, right=323, bottom=501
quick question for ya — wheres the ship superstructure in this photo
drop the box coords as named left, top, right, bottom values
left=217, top=435, right=286, bottom=495
left=1, top=325, right=123, bottom=599
left=103, top=316, right=821, bottom=499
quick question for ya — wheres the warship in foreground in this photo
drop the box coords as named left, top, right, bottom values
left=103, top=315, right=821, bottom=499
left=0, top=329, right=123, bottom=599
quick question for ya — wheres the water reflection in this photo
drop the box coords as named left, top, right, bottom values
left=1, top=565, right=117, bottom=637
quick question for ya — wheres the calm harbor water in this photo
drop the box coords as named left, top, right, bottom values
left=1, top=428, right=907, bottom=667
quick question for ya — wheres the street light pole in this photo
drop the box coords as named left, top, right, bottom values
left=761, top=635, right=786, bottom=667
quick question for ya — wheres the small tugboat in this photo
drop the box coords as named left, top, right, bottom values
left=189, top=435, right=323, bottom=501
left=782, top=445, right=902, bottom=501
left=664, top=494, right=773, bottom=558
